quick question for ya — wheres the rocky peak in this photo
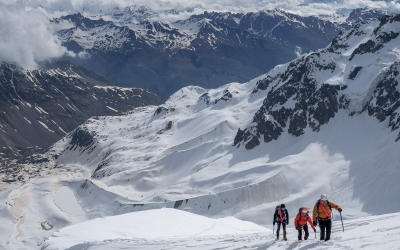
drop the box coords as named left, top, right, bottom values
left=234, top=14, right=400, bottom=149
left=347, top=7, right=388, bottom=24
left=55, top=13, right=110, bottom=30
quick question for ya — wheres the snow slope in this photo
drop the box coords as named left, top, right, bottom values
left=42, top=208, right=400, bottom=250
left=41, top=208, right=269, bottom=249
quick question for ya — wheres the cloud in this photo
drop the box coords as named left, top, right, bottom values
left=295, top=46, right=302, bottom=57
left=10, top=0, right=400, bottom=16
left=0, top=3, right=69, bottom=69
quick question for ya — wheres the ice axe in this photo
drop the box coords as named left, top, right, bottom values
left=273, top=224, right=275, bottom=236
left=339, top=211, right=345, bottom=232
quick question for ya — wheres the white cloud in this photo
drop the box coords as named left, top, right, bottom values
left=0, top=3, right=69, bottom=69
left=10, top=0, right=400, bottom=16
left=295, top=46, right=302, bottom=57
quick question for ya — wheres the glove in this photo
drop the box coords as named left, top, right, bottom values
left=273, top=221, right=275, bottom=225
left=313, top=228, right=316, bottom=233
left=313, top=221, right=317, bottom=227
left=338, top=208, right=342, bottom=212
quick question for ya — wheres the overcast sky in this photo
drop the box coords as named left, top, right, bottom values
left=0, top=0, right=399, bottom=69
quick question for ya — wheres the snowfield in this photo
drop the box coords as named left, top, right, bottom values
left=2, top=13, right=400, bottom=250
left=42, top=208, right=400, bottom=250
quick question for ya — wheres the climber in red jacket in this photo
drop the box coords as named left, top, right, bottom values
left=294, top=207, right=316, bottom=240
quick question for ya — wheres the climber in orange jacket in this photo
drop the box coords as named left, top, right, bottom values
left=312, top=194, right=342, bottom=241
left=294, top=207, right=316, bottom=240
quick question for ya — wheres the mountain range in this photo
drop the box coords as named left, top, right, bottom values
left=5, top=11, right=399, bottom=222
left=37, top=13, right=400, bottom=212
left=2, top=6, right=400, bottom=250
left=56, top=7, right=387, bottom=96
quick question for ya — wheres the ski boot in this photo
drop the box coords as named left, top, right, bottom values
left=283, top=237, right=287, bottom=241
left=276, top=235, right=279, bottom=240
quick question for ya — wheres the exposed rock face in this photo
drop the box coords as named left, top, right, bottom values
left=214, top=90, right=233, bottom=104
left=234, top=14, right=400, bottom=149
left=236, top=53, right=343, bottom=148
left=54, top=8, right=387, bottom=96
left=41, top=60, right=115, bottom=87
left=198, top=93, right=211, bottom=106
left=367, top=61, right=400, bottom=141
left=67, top=127, right=96, bottom=151
left=157, top=121, right=173, bottom=134
left=0, top=62, right=166, bottom=160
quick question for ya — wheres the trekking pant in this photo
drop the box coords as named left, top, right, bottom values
left=297, top=224, right=309, bottom=240
left=276, top=221, right=287, bottom=237
left=318, top=219, right=332, bottom=241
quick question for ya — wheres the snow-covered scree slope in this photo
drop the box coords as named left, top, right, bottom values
left=4, top=13, right=400, bottom=250
left=42, top=209, right=400, bottom=250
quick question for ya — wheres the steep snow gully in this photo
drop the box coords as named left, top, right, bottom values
left=2, top=13, right=400, bottom=250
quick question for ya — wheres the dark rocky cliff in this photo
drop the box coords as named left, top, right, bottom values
left=0, top=62, right=166, bottom=161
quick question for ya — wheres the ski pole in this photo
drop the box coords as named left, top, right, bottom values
left=340, top=211, right=344, bottom=232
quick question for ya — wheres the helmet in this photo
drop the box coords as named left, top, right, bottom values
left=320, top=194, right=328, bottom=201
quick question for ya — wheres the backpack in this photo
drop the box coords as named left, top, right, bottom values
left=275, top=207, right=286, bottom=222
left=297, top=208, right=309, bottom=224
left=316, top=199, right=331, bottom=220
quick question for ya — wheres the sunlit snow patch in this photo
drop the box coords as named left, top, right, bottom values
left=53, top=186, right=83, bottom=215
left=41, top=208, right=269, bottom=249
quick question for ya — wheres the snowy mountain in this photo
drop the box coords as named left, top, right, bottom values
left=3, top=11, right=400, bottom=250
left=56, top=7, right=387, bottom=96
left=0, top=61, right=165, bottom=163
left=234, top=14, right=400, bottom=149
left=92, top=5, right=180, bottom=25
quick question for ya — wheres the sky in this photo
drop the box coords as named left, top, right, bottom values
left=0, top=0, right=399, bottom=69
